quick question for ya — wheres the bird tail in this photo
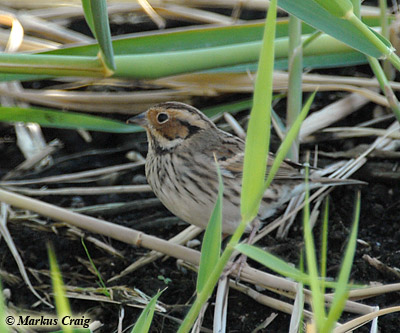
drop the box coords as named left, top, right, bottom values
left=309, top=177, right=367, bottom=187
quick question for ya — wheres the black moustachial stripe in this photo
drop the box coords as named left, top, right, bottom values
left=150, top=133, right=173, bottom=155
left=178, top=120, right=201, bottom=138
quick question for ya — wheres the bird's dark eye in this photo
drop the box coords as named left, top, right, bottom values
left=157, top=112, right=169, bottom=124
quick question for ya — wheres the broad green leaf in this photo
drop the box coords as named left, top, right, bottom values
left=196, top=160, right=223, bottom=293
left=0, top=47, right=368, bottom=82
left=0, top=16, right=389, bottom=82
left=0, top=107, right=142, bottom=133
left=48, top=244, right=72, bottom=333
left=240, top=0, right=277, bottom=222
left=131, top=289, right=164, bottom=333
left=113, top=42, right=262, bottom=79
left=278, top=0, right=400, bottom=71
left=43, top=15, right=390, bottom=57
left=313, top=0, right=353, bottom=18
left=55, top=22, right=266, bottom=56
left=211, top=51, right=367, bottom=73
left=0, top=17, right=383, bottom=82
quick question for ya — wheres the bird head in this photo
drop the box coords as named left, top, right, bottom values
left=128, top=102, right=215, bottom=152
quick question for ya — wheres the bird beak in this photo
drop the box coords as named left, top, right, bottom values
left=127, top=112, right=148, bottom=127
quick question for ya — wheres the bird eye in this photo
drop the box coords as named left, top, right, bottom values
left=157, top=112, right=169, bottom=124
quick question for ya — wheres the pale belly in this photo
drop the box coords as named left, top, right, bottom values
left=146, top=157, right=243, bottom=233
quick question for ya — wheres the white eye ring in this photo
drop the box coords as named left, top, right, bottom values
left=157, top=112, right=169, bottom=124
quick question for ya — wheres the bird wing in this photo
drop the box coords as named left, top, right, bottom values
left=211, top=131, right=302, bottom=180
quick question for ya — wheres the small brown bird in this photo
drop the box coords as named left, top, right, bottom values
left=128, top=102, right=357, bottom=234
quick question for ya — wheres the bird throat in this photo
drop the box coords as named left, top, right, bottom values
left=148, top=132, right=179, bottom=155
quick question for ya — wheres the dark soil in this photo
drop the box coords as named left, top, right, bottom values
left=1, top=5, right=400, bottom=333
left=1, top=97, right=400, bottom=332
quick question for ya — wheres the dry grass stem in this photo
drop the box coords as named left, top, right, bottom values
left=2, top=139, right=61, bottom=180
left=0, top=28, right=60, bottom=50
left=232, top=281, right=313, bottom=319
left=71, top=198, right=162, bottom=216
left=12, top=10, right=93, bottom=44
left=213, top=276, right=228, bottom=332
left=0, top=203, right=53, bottom=308
left=362, top=254, right=400, bottom=279
left=0, top=2, right=398, bottom=329
left=3, top=184, right=152, bottom=196
left=156, top=4, right=243, bottom=24
left=320, top=126, right=400, bottom=140
left=108, top=225, right=203, bottom=282
left=289, top=283, right=305, bottom=333
left=152, top=71, right=400, bottom=97
left=0, top=269, right=21, bottom=285
left=0, top=188, right=377, bottom=317
left=1, top=161, right=144, bottom=185
left=138, top=0, right=166, bottom=28
left=223, top=112, right=246, bottom=138
left=299, top=93, right=369, bottom=141
left=0, top=86, right=191, bottom=114
left=67, top=227, right=125, bottom=258
left=345, top=283, right=400, bottom=301
left=63, top=285, right=167, bottom=313
left=270, top=122, right=400, bottom=240
left=192, top=301, right=209, bottom=333
left=334, top=306, right=400, bottom=333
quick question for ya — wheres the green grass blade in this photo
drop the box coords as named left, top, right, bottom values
left=89, top=0, right=116, bottom=73
left=0, top=280, right=9, bottom=333
left=196, top=159, right=222, bottom=293
left=235, top=244, right=345, bottom=290
left=320, top=198, right=329, bottom=294
left=131, top=289, right=164, bottom=333
left=323, top=191, right=361, bottom=331
left=177, top=4, right=279, bottom=331
left=203, top=99, right=253, bottom=119
left=81, top=0, right=95, bottom=36
left=235, top=244, right=310, bottom=283
left=368, top=56, right=400, bottom=122
left=262, top=91, right=315, bottom=196
left=302, top=168, right=326, bottom=330
left=286, top=14, right=303, bottom=160
left=240, top=0, right=277, bottom=222
left=0, top=106, right=142, bottom=133
left=81, top=238, right=110, bottom=297
left=0, top=53, right=103, bottom=77
left=48, top=244, right=73, bottom=333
